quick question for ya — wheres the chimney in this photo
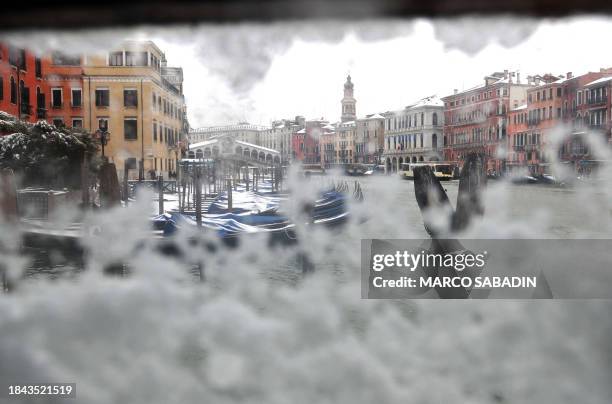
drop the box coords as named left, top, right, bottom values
left=567, top=72, right=573, bottom=79
left=504, top=69, right=509, bottom=79
left=454, top=89, right=458, bottom=95
left=517, top=72, right=521, bottom=84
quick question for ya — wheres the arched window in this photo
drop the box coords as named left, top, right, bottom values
left=420, top=113, right=424, bottom=126
left=432, top=112, right=438, bottom=126
left=432, top=134, right=438, bottom=149
left=0, top=76, right=3, bottom=100
left=10, top=77, right=17, bottom=103
left=420, top=134, right=423, bottom=148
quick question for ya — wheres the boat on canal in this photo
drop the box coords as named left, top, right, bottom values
left=399, top=162, right=454, bottom=181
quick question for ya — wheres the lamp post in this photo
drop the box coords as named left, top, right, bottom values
left=95, top=129, right=109, bottom=160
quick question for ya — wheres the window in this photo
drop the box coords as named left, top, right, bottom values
left=125, top=51, right=148, bottom=66
left=51, top=51, right=80, bottom=66
left=52, top=118, right=64, bottom=127
left=95, top=88, right=110, bottom=107
left=71, top=88, right=82, bottom=107
left=432, top=112, right=438, bottom=126
left=8, top=46, right=26, bottom=70
left=124, top=89, right=138, bottom=107
left=153, top=122, right=157, bottom=141
left=109, top=51, right=123, bottom=66
left=10, top=77, right=16, bottom=103
left=51, top=88, right=62, bottom=108
left=124, top=118, right=138, bottom=140
left=72, top=118, right=83, bottom=128
left=98, top=118, right=109, bottom=132
left=0, top=77, right=3, bottom=100
left=36, top=87, right=45, bottom=118
left=125, top=158, right=137, bottom=169
left=35, top=58, right=42, bottom=78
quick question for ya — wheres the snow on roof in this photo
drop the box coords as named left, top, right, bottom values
left=296, top=128, right=306, bottom=134
left=585, top=76, right=612, bottom=87
left=364, top=113, right=385, bottom=120
left=408, top=95, right=444, bottom=109
left=511, top=104, right=528, bottom=111
left=322, top=124, right=336, bottom=130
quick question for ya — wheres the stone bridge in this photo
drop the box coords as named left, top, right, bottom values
left=187, top=136, right=281, bottom=166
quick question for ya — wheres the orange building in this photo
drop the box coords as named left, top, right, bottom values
left=507, top=74, right=565, bottom=175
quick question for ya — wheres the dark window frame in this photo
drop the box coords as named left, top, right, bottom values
left=95, top=88, right=110, bottom=107
left=124, top=118, right=138, bottom=140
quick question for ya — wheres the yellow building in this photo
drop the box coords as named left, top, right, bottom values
left=82, top=40, right=185, bottom=180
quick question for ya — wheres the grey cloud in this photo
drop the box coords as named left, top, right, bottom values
left=432, top=17, right=539, bottom=55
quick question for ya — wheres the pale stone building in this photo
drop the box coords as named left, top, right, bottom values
left=383, top=95, right=445, bottom=172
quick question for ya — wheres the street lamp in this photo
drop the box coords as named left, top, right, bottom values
left=95, top=129, right=109, bottom=160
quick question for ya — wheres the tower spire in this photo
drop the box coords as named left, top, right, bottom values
left=341, top=74, right=356, bottom=122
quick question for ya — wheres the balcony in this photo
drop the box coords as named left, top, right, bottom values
left=587, top=96, right=607, bottom=105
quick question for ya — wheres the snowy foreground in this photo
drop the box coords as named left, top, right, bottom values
left=1, top=176, right=612, bottom=404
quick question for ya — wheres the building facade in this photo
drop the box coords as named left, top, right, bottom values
left=559, top=69, right=612, bottom=169
left=44, top=51, right=85, bottom=129
left=82, top=40, right=185, bottom=180
left=291, top=119, right=327, bottom=164
left=0, top=43, right=45, bottom=125
left=259, top=116, right=305, bottom=164
left=507, top=69, right=612, bottom=175
left=355, top=114, right=385, bottom=164
left=442, top=71, right=531, bottom=173
left=382, top=96, right=445, bottom=172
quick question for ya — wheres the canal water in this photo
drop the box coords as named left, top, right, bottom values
left=22, top=174, right=612, bottom=279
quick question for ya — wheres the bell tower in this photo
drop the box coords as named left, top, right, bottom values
left=341, top=74, right=356, bottom=122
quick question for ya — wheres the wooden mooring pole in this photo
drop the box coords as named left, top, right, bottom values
left=195, top=166, right=202, bottom=227
left=227, top=178, right=233, bottom=211
left=158, top=175, right=164, bottom=215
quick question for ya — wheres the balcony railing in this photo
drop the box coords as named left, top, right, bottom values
left=587, top=96, right=607, bottom=105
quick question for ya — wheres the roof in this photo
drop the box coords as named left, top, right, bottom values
left=585, top=76, right=612, bottom=87
left=364, top=113, right=385, bottom=120
left=408, top=95, right=444, bottom=109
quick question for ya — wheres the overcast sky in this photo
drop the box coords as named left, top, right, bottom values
left=7, top=16, right=612, bottom=128
left=148, top=16, right=612, bottom=128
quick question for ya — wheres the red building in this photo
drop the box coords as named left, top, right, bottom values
left=558, top=69, right=612, bottom=168
left=291, top=119, right=325, bottom=165
left=442, top=70, right=531, bottom=173
left=43, top=52, right=85, bottom=129
left=0, top=42, right=46, bottom=125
